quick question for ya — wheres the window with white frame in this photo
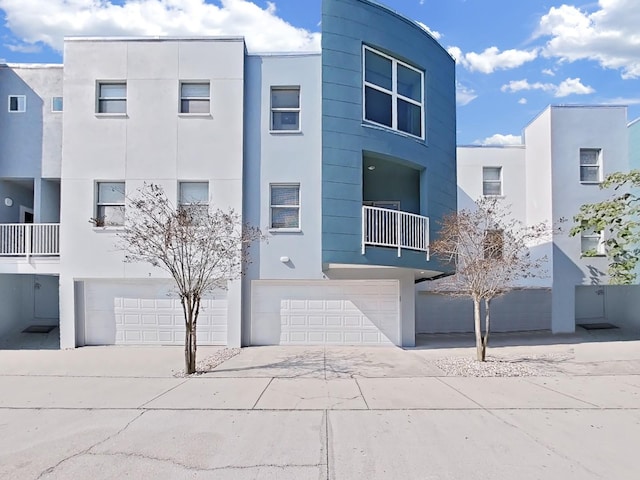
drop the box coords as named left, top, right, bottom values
left=483, top=229, right=504, bottom=260
left=271, top=87, right=300, bottom=131
left=580, top=148, right=601, bottom=183
left=180, top=82, right=210, bottom=114
left=96, top=182, right=125, bottom=227
left=8, top=95, right=26, bottom=112
left=363, top=46, right=424, bottom=138
left=97, top=82, right=126, bottom=114
left=482, top=166, right=502, bottom=196
left=179, top=181, right=209, bottom=216
left=270, top=184, right=300, bottom=229
left=51, top=97, right=63, bottom=112
left=581, top=228, right=605, bottom=256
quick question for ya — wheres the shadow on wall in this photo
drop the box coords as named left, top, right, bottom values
left=0, top=67, right=44, bottom=178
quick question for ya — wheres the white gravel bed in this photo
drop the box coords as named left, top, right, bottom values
left=174, top=347, right=241, bottom=377
left=435, top=353, right=571, bottom=377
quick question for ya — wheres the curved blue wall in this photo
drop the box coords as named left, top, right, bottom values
left=322, top=0, right=457, bottom=271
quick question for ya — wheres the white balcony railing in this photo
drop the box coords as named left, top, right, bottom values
left=362, top=206, right=429, bottom=258
left=0, top=224, right=60, bottom=258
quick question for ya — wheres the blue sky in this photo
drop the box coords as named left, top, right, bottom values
left=1, top=0, right=639, bottom=145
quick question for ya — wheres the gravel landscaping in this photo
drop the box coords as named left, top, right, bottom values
left=174, top=347, right=241, bottom=376
left=434, top=353, right=573, bottom=377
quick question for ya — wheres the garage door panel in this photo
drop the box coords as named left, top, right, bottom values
left=84, top=281, right=227, bottom=346
left=251, top=280, right=400, bottom=346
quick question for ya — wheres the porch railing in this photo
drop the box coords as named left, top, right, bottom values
left=0, top=224, right=60, bottom=258
left=362, top=206, right=429, bottom=258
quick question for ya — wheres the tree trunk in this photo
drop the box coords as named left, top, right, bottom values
left=481, top=297, right=491, bottom=362
left=473, top=298, right=482, bottom=361
left=182, top=295, right=198, bottom=375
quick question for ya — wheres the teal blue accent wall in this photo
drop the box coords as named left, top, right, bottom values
left=322, top=0, right=457, bottom=271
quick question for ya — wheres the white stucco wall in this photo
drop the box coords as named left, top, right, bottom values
left=59, top=38, right=246, bottom=348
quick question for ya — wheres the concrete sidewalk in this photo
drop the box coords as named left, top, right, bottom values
left=1, top=333, right=639, bottom=479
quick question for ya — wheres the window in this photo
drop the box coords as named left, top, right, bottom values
left=482, top=167, right=502, bottom=196
left=97, top=82, right=126, bottom=114
left=96, top=182, right=125, bottom=226
left=270, top=184, right=300, bottom=229
left=580, top=149, right=601, bottom=183
left=51, top=97, right=63, bottom=112
left=483, top=229, right=504, bottom=260
left=271, top=87, right=300, bottom=131
left=180, top=82, right=210, bottom=114
left=8, top=95, right=26, bottom=112
left=581, top=228, right=605, bottom=256
left=179, top=182, right=209, bottom=216
left=363, top=46, right=424, bottom=138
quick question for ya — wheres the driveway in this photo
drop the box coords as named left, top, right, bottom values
left=1, top=333, right=639, bottom=479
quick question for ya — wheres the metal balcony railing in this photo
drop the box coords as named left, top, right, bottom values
left=0, top=224, right=60, bottom=258
left=362, top=206, right=429, bottom=258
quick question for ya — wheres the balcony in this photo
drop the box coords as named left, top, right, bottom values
left=0, top=224, right=60, bottom=258
left=362, top=205, right=429, bottom=258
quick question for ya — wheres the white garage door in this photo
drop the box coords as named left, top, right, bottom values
left=83, top=281, right=227, bottom=346
left=251, top=280, right=399, bottom=346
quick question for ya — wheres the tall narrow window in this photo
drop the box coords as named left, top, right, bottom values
left=96, top=182, right=125, bottom=226
left=483, top=229, right=504, bottom=259
left=482, top=167, right=502, bottom=196
left=97, top=82, right=126, bottom=114
left=581, top=228, right=605, bottom=255
left=580, top=149, right=601, bottom=183
left=363, top=46, right=424, bottom=138
left=180, top=82, right=210, bottom=114
left=270, top=184, right=300, bottom=229
left=51, top=97, right=63, bottom=112
left=179, top=181, right=209, bottom=216
left=8, top=95, right=26, bottom=112
left=271, top=87, right=300, bottom=131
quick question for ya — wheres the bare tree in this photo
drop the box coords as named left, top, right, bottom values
left=119, top=183, right=262, bottom=374
left=430, top=197, right=550, bottom=361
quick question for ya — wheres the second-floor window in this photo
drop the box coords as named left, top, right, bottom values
left=97, top=82, right=126, bottom=114
left=96, top=182, right=125, bottom=227
left=270, top=184, right=300, bottom=229
left=363, top=45, right=424, bottom=139
left=581, top=228, right=605, bottom=256
left=180, top=82, right=210, bottom=114
left=8, top=95, right=26, bottom=112
left=580, top=148, right=601, bottom=183
left=179, top=181, right=209, bottom=216
left=51, top=97, right=63, bottom=112
left=482, top=167, right=502, bottom=196
left=271, top=87, right=300, bottom=131
left=483, top=229, right=504, bottom=259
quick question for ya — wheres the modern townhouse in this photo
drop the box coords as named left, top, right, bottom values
left=418, top=105, right=640, bottom=334
left=2, top=0, right=638, bottom=351
left=0, top=0, right=457, bottom=349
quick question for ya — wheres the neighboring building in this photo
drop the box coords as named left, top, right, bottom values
left=0, top=64, right=62, bottom=343
left=418, top=105, right=640, bottom=334
left=0, top=0, right=457, bottom=348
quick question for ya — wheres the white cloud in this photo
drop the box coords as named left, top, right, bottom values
left=416, top=21, right=441, bottom=40
left=501, top=79, right=555, bottom=94
left=448, top=45, right=538, bottom=74
left=542, top=68, right=555, bottom=76
left=0, top=0, right=321, bottom=53
left=456, top=82, right=477, bottom=106
left=536, top=0, right=640, bottom=79
left=518, top=98, right=527, bottom=104
left=501, top=77, right=594, bottom=98
left=5, top=43, right=42, bottom=53
left=554, top=77, right=595, bottom=97
left=476, top=134, right=522, bottom=146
